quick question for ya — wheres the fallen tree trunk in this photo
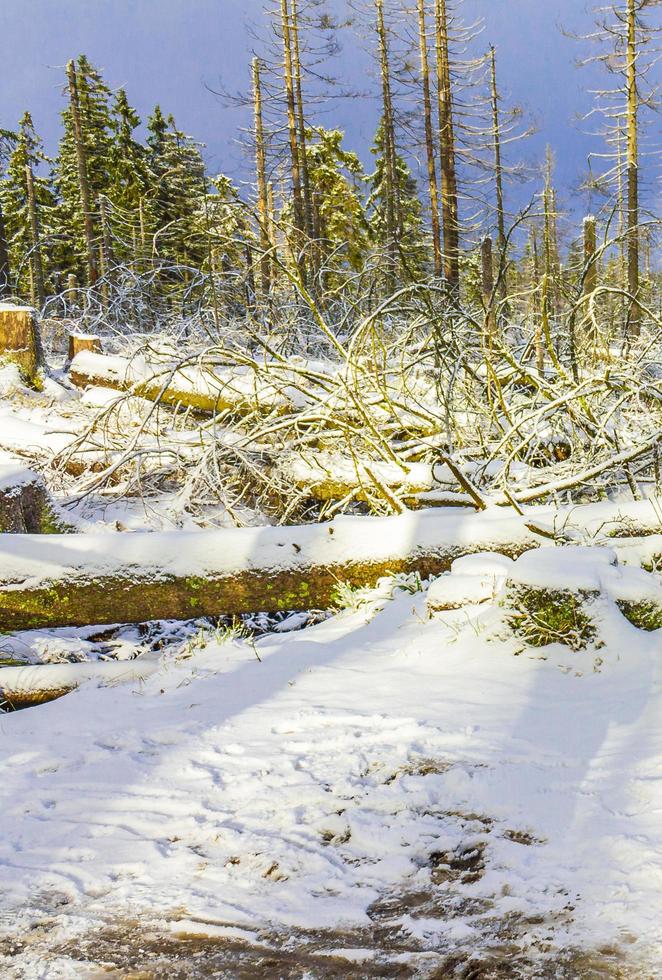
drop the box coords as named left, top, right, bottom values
left=0, top=499, right=660, bottom=632
left=69, top=350, right=298, bottom=416
left=0, top=657, right=159, bottom=708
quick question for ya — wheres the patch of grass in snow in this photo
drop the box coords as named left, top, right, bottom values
left=617, top=600, right=662, bottom=632
left=504, top=586, right=598, bottom=651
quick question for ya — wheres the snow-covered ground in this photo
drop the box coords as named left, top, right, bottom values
left=1, top=579, right=661, bottom=977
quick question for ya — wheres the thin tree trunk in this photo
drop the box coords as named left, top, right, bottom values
left=376, top=0, right=400, bottom=280
left=24, top=163, right=45, bottom=307
left=66, top=59, right=98, bottom=286
left=0, top=200, right=11, bottom=296
left=267, top=181, right=278, bottom=288
left=583, top=214, right=597, bottom=297
left=489, top=45, right=507, bottom=301
left=434, top=0, right=459, bottom=291
left=481, top=235, right=496, bottom=341
left=252, top=57, right=272, bottom=299
left=280, top=0, right=306, bottom=277
left=291, top=0, right=315, bottom=245
left=417, top=0, right=442, bottom=278
left=99, top=194, right=114, bottom=315
left=490, top=46, right=506, bottom=251
left=626, top=0, right=640, bottom=337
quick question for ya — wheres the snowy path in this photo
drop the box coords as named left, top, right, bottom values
left=1, top=590, right=661, bottom=977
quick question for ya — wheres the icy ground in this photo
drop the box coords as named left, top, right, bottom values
left=1, top=583, right=661, bottom=978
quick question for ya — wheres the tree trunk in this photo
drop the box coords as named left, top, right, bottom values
left=66, top=59, right=99, bottom=286
left=417, top=0, right=442, bottom=278
left=0, top=512, right=545, bottom=631
left=291, top=0, right=315, bottom=247
left=252, top=57, right=272, bottom=300
left=0, top=497, right=660, bottom=633
left=0, top=302, right=45, bottom=384
left=626, top=0, right=640, bottom=337
left=280, top=0, right=306, bottom=278
left=434, top=0, right=459, bottom=291
left=24, top=163, right=46, bottom=308
left=376, top=0, right=400, bottom=281
left=583, top=215, right=597, bottom=297
left=0, top=200, right=11, bottom=297
left=489, top=45, right=507, bottom=300
left=0, top=464, right=68, bottom=533
left=481, top=236, right=496, bottom=341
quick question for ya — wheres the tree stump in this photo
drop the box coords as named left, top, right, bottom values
left=67, top=331, right=102, bottom=363
left=0, top=463, right=69, bottom=533
left=0, top=303, right=45, bottom=385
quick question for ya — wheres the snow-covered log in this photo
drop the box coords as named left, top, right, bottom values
left=69, top=350, right=298, bottom=416
left=0, top=499, right=661, bottom=631
left=0, top=509, right=543, bottom=631
left=0, top=303, right=44, bottom=385
left=0, top=658, right=159, bottom=708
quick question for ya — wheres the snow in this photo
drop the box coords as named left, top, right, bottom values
left=0, top=459, right=41, bottom=493
left=1, top=583, right=661, bottom=974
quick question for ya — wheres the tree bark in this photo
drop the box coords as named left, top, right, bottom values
left=280, top=0, right=306, bottom=277
left=24, top=163, right=46, bottom=308
left=0, top=512, right=544, bottom=631
left=417, top=0, right=442, bottom=278
left=376, top=0, right=400, bottom=281
left=252, top=57, right=272, bottom=300
left=626, top=0, right=640, bottom=337
left=434, top=0, right=459, bottom=291
left=0, top=200, right=11, bottom=297
left=291, top=0, right=314, bottom=246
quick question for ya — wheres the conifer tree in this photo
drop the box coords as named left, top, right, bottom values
left=145, top=107, right=207, bottom=266
left=56, top=57, right=114, bottom=283
left=1, top=112, right=55, bottom=301
left=367, top=120, right=427, bottom=281
left=304, top=127, right=369, bottom=282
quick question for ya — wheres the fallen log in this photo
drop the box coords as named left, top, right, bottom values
left=0, top=657, right=159, bottom=708
left=69, top=350, right=299, bottom=416
left=0, top=498, right=660, bottom=632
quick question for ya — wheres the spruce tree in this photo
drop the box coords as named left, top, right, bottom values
left=55, top=55, right=114, bottom=283
left=146, top=106, right=207, bottom=267
left=1, top=112, right=55, bottom=301
left=304, top=127, right=369, bottom=282
left=367, top=120, right=428, bottom=283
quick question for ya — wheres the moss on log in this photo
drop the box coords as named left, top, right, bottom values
left=0, top=534, right=537, bottom=633
left=0, top=303, right=44, bottom=385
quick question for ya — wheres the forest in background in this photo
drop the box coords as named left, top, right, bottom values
left=0, top=0, right=659, bottom=533
left=0, top=0, right=658, bottom=334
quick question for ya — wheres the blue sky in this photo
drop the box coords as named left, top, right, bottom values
left=0, top=1, right=616, bottom=209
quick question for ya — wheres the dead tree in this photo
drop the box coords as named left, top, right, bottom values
left=417, top=0, right=443, bottom=277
